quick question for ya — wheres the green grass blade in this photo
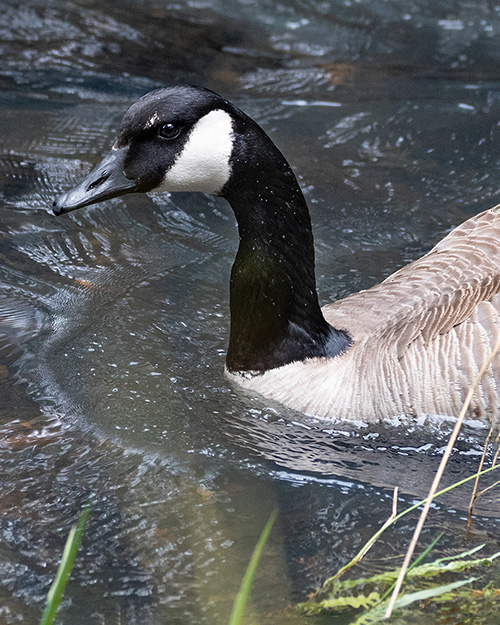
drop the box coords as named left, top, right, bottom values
left=228, top=509, right=278, bottom=625
left=407, top=533, right=443, bottom=572
left=433, top=543, right=485, bottom=564
left=380, top=533, right=443, bottom=603
left=40, top=504, right=91, bottom=625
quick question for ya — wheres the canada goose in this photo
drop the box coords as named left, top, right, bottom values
left=53, top=86, right=500, bottom=422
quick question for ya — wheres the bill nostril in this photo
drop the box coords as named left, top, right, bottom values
left=52, top=194, right=66, bottom=215
left=87, top=170, right=110, bottom=191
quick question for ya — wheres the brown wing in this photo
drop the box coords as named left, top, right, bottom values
left=323, top=205, right=500, bottom=358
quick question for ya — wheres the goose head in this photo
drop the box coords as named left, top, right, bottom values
left=52, top=86, right=255, bottom=214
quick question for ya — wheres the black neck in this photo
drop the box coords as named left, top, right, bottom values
left=221, top=124, right=350, bottom=373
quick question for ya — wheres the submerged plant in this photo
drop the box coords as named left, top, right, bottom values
left=298, top=545, right=500, bottom=624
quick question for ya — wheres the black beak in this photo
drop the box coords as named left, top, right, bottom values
left=52, top=147, right=139, bottom=215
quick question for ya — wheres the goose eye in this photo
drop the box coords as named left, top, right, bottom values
left=159, top=123, right=181, bottom=140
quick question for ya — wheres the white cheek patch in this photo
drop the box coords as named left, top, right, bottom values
left=160, top=109, right=233, bottom=194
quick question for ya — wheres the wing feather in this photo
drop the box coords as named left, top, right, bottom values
left=323, top=205, right=500, bottom=358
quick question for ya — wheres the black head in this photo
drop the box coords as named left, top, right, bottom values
left=53, top=86, right=245, bottom=214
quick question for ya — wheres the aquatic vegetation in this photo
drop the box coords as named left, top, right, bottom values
left=39, top=505, right=90, bottom=625
left=298, top=461, right=500, bottom=623
left=228, top=509, right=277, bottom=625
left=298, top=544, right=500, bottom=623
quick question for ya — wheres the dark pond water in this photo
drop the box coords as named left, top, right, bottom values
left=2, top=1, right=500, bottom=623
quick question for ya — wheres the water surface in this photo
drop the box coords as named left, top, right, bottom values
left=2, top=1, right=500, bottom=623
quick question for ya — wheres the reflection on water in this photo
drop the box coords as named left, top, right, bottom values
left=2, top=0, right=500, bottom=623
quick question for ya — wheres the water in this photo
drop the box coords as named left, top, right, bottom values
left=2, top=1, right=500, bottom=623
